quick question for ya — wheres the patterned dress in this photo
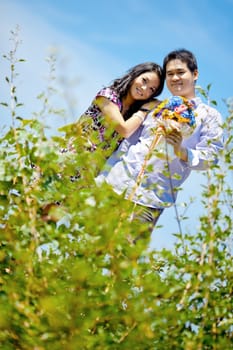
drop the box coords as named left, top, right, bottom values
left=79, top=87, right=124, bottom=153
left=40, top=90, right=125, bottom=216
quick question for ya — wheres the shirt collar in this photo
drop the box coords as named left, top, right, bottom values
left=191, top=96, right=202, bottom=107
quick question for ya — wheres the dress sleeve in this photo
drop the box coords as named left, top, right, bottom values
left=96, top=87, right=122, bottom=110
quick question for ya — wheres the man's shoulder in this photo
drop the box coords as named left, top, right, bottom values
left=195, top=100, right=222, bottom=121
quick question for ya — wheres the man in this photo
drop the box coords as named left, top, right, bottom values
left=96, top=49, right=223, bottom=235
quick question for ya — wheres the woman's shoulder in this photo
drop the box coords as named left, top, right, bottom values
left=96, top=87, right=122, bottom=107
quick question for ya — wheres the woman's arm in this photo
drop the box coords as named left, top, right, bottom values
left=95, top=96, right=148, bottom=138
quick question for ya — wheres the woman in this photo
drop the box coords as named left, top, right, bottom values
left=42, top=62, right=164, bottom=222
left=77, top=62, right=164, bottom=155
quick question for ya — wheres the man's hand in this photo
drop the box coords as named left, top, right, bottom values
left=165, top=129, right=188, bottom=161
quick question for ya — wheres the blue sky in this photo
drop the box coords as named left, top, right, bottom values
left=1, top=0, right=232, bottom=250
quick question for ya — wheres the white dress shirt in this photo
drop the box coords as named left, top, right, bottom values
left=96, top=97, right=223, bottom=209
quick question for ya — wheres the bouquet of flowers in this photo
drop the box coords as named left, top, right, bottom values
left=128, top=96, right=197, bottom=201
left=151, top=95, right=197, bottom=159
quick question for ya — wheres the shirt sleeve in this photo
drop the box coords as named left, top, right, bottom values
left=186, top=105, right=224, bottom=170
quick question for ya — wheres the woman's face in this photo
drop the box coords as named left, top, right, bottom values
left=129, top=72, right=161, bottom=101
left=165, top=59, right=198, bottom=99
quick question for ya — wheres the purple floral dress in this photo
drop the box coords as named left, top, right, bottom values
left=59, top=88, right=124, bottom=181
left=79, top=87, right=123, bottom=153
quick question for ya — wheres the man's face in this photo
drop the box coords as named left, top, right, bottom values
left=165, top=59, right=198, bottom=99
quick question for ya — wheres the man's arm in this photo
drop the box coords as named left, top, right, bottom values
left=166, top=106, right=224, bottom=169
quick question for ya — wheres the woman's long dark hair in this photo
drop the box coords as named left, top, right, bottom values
left=108, top=62, right=165, bottom=120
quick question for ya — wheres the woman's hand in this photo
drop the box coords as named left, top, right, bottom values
left=141, top=99, right=161, bottom=111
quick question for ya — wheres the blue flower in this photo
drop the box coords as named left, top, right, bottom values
left=154, top=96, right=196, bottom=127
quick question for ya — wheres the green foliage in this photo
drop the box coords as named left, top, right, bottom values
left=0, top=28, right=232, bottom=349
